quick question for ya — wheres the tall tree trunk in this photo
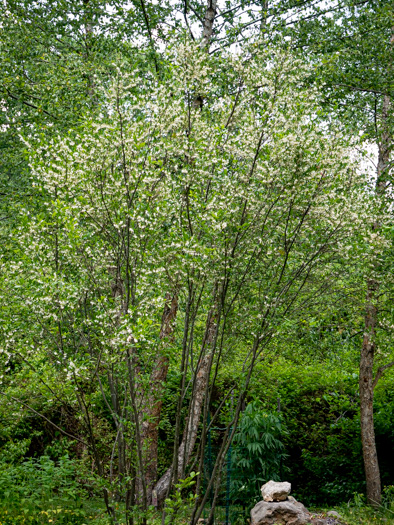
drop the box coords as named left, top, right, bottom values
left=151, top=1, right=220, bottom=508
left=360, top=280, right=381, bottom=506
left=140, top=291, right=179, bottom=505
left=153, top=306, right=218, bottom=507
left=359, top=92, right=391, bottom=506
left=142, top=1, right=219, bottom=499
left=192, top=0, right=217, bottom=110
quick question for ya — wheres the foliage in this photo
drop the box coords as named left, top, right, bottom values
left=0, top=38, right=378, bottom=518
left=230, top=402, right=287, bottom=507
left=0, top=0, right=393, bottom=520
left=0, top=455, right=91, bottom=524
left=243, top=358, right=383, bottom=506
left=332, top=486, right=394, bottom=525
left=164, top=473, right=198, bottom=524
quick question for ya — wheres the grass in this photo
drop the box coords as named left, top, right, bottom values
left=0, top=498, right=109, bottom=525
left=334, top=505, right=394, bottom=525
left=1, top=491, right=394, bottom=524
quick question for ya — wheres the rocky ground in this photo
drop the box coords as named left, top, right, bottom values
left=251, top=481, right=347, bottom=525
left=310, top=510, right=344, bottom=525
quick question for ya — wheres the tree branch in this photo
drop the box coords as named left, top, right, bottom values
left=0, top=391, right=89, bottom=447
left=139, top=0, right=160, bottom=74
left=373, top=361, right=394, bottom=390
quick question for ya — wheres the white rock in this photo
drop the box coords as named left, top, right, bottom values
left=327, top=511, right=342, bottom=519
left=251, top=499, right=310, bottom=525
left=261, top=480, right=291, bottom=502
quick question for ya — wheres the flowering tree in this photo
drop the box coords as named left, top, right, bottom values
left=0, top=42, right=380, bottom=523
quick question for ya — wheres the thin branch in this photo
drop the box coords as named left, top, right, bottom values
left=0, top=391, right=89, bottom=447
left=139, top=0, right=160, bottom=75
left=373, top=361, right=394, bottom=390
left=334, top=83, right=389, bottom=96
left=3, top=88, right=58, bottom=119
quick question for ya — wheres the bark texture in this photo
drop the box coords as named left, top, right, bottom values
left=153, top=307, right=217, bottom=507
left=201, top=0, right=217, bottom=49
left=359, top=92, right=391, bottom=506
left=141, top=292, right=179, bottom=504
left=360, top=280, right=381, bottom=506
left=193, top=0, right=217, bottom=111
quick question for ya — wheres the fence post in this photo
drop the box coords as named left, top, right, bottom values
left=208, top=412, right=213, bottom=506
left=225, top=429, right=232, bottom=525
left=277, top=396, right=283, bottom=480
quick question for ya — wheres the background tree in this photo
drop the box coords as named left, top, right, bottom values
left=291, top=1, right=394, bottom=505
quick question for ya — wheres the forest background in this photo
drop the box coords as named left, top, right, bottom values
left=0, top=0, right=393, bottom=524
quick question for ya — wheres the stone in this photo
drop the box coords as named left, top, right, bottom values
left=311, top=519, right=326, bottom=525
left=327, top=511, right=342, bottom=519
left=261, top=480, right=292, bottom=502
left=251, top=498, right=310, bottom=525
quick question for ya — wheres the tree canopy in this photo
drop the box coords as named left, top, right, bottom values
left=0, top=1, right=393, bottom=524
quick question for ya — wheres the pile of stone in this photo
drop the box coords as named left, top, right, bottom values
left=251, top=481, right=310, bottom=525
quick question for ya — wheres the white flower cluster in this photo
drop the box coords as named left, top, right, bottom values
left=0, top=42, right=380, bottom=389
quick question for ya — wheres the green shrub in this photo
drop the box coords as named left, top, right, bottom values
left=0, top=455, right=88, bottom=524
left=230, top=402, right=287, bottom=507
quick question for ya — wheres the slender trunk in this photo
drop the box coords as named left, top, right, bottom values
left=359, top=92, right=391, bottom=506
left=152, top=1, right=219, bottom=505
left=360, top=280, right=381, bottom=506
left=141, top=291, right=179, bottom=504
left=127, top=349, right=148, bottom=523
left=193, top=0, right=217, bottom=110
left=154, top=305, right=218, bottom=507
left=191, top=333, right=265, bottom=525
left=201, top=0, right=217, bottom=49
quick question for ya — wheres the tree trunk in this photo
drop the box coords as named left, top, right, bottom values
left=201, top=0, right=217, bottom=49
left=153, top=306, right=218, bottom=507
left=140, top=291, right=179, bottom=505
left=359, top=92, right=391, bottom=506
left=191, top=0, right=217, bottom=110
left=151, top=1, right=220, bottom=508
left=142, top=1, right=219, bottom=499
left=360, top=280, right=381, bottom=506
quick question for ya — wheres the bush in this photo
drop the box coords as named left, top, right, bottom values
left=230, top=402, right=287, bottom=507
left=0, top=455, right=88, bottom=524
